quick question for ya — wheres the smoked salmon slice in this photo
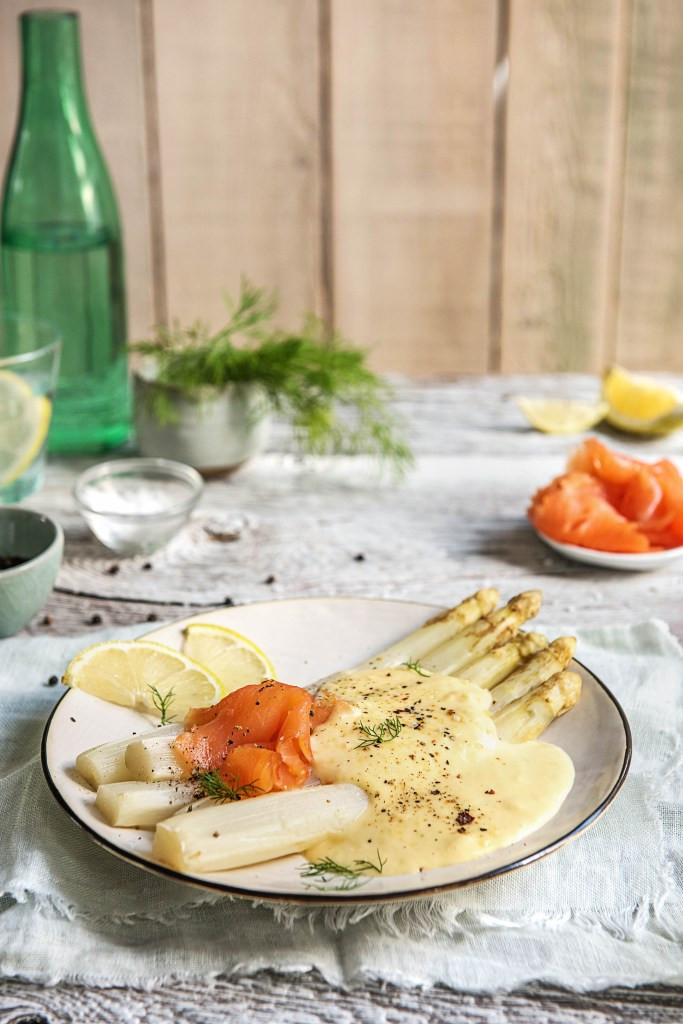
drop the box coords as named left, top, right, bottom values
left=174, top=680, right=336, bottom=796
left=529, top=472, right=650, bottom=553
left=529, top=439, right=683, bottom=552
left=568, top=438, right=640, bottom=486
left=219, top=744, right=302, bottom=793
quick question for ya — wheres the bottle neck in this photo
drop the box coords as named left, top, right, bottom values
left=19, top=11, right=90, bottom=121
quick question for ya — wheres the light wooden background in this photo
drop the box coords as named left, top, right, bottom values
left=0, top=0, right=680, bottom=376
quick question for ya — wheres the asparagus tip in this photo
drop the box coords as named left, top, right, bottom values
left=548, top=636, right=577, bottom=659
left=509, top=590, right=543, bottom=617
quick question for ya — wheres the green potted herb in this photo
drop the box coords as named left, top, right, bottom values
left=131, top=282, right=412, bottom=476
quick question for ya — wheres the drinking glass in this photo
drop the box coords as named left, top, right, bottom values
left=0, top=314, right=61, bottom=502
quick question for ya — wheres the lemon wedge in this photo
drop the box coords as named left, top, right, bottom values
left=517, top=397, right=608, bottom=435
left=182, top=622, right=275, bottom=693
left=602, top=366, right=683, bottom=435
left=62, top=640, right=225, bottom=719
left=0, top=370, right=52, bottom=486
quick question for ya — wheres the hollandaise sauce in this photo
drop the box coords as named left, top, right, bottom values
left=308, top=668, right=574, bottom=876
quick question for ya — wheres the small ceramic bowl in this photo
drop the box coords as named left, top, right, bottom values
left=134, top=372, right=270, bottom=475
left=0, top=508, right=64, bottom=636
left=74, top=457, right=204, bottom=557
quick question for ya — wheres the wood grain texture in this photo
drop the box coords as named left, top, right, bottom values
left=0, top=0, right=154, bottom=343
left=331, top=0, right=497, bottom=374
left=318, top=0, right=335, bottom=330
left=2, top=975, right=683, bottom=1024
left=487, top=0, right=511, bottom=372
left=9, top=376, right=683, bottom=1021
left=139, top=0, right=168, bottom=329
left=4, top=3, right=683, bottom=377
left=152, top=0, right=323, bottom=332
left=615, top=0, right=683, bottom=371
left=501, top=0, right=627, bottom=373
left=20, top=373, right=683, bottom=635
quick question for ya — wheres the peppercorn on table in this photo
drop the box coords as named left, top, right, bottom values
left=3, top=376, right=682, bottom=1024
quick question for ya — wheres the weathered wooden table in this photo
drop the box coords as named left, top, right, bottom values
left=1, top=376, right=682, bottom=1024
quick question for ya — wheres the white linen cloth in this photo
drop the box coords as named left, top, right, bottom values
left=0, top=620, right=681, bottom=991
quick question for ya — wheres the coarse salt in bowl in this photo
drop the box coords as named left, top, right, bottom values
left=74, top=458, right=203, bottom=556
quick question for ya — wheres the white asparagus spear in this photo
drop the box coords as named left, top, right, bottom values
left=153, top=784, right=370, bottom=873
left=96, top=779, right=197, bottom=827
left=420, top=591, right=542, bottom=675
left=125, top=733, right=186, bottom=782
left=494, top=671, right=583, bottom=743
left=76, top=724, right=181, bottom=789
left=460, top=632, right=548, bottom=689
left=490, top=637, right=576, bottom=713
left=353, top=589, right=499, bottom=670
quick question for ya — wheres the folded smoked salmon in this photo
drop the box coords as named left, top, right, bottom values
left=529, top=438, right=683, bottom=552
left=174, top=680, right=335, bottom=795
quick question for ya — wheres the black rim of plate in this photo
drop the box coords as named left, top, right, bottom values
left=40, top=598, right=633, bottom=905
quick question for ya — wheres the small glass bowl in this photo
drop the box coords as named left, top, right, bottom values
left=74, top=458, right=203, bottom=556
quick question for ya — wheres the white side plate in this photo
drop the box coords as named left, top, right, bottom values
left=534, top=527, right=683, bottom=571
left=42, top=597, right=631, bottom=904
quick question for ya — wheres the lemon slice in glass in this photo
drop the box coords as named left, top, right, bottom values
left=183, top=622, right=275, bottom=693
left=517, top=397, right=608, bottom=435
left=0, top=369, right=52, bottom=486
left=602, top=366, right=683, bottom=435
left=62, top=640, right=225, bottom=719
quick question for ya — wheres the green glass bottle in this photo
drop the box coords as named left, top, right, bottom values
left=1, top=10, right=130, bottom=453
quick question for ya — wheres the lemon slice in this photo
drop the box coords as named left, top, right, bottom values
left=602, top=366, right=683, bottom=435
left=63, top=640, right=225, bottom=719
left=183, top=622, right=275, bottom=693
left=0, top=370, right=52, bottom=486
left=517, top=397, right=608, bottom=434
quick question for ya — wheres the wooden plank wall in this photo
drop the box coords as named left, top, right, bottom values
left=331, top=0, right=496, bottom=374
left=500, top=0, right=629, bottom=373
left=1, top=0, right=682, bottom=375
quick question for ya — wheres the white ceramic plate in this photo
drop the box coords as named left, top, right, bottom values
left=42, top=597, right=631, bottom=904
left=534, top=527, right=683, bottom=571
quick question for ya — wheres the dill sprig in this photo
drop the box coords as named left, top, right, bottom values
left=194, top=769, right=261, bottom=803
left=402, top=659, right=430, bottom=677
left=148, top=685, right=175, bottom=725
left=130, top=279, right=413, bottom=475
left=300, top=850, right=387, bottom=891
left=354, top=715, right=403, bottom=749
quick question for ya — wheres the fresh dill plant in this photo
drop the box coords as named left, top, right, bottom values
left=402, top=659, right=430, bottom=677
left=194, top=769, right=261, bottom=803
left=300, top=850, right=387, bottom=891
left=130, top=279, right=413, bottom=475
left=148, top=685, right=175, bottom=725
left=354, top=715, right=403, bottom=749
